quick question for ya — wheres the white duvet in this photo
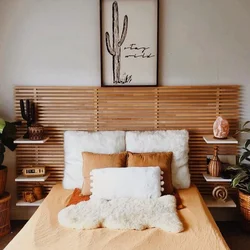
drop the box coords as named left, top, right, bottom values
left=58, top=195, right=183, bottom=233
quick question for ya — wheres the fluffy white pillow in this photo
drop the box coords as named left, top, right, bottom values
left=90, top=167, right=163, bottom=199
left=63, top=131, right=125, bottom=189
left=126, top=130, right=190, bottom=189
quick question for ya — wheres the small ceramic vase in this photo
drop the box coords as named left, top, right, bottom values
left=208, top=146, right=222, bottom=177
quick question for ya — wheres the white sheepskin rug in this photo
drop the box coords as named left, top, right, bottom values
left=58, top=195, right=183, bottom=233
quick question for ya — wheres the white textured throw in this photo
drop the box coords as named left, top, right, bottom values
left=126, top=130, right=190, bottom=189
left=58, top=195, right=183, bottom=233
left=90, top=167, right=163, bottom=199
left=63, top=131, right=125, bottom=189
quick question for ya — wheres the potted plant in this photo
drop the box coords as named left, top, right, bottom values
left=227, top=121, right=250, bottom=231
left=0, top=118, right=20, bottom=196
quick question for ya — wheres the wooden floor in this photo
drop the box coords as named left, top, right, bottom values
left=0, top=221, right=249, bottom=250
left=0, top=221, right=27, bottom=250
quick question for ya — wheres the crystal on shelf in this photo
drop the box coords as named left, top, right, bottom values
left=213, top=116, right=229, bottom=139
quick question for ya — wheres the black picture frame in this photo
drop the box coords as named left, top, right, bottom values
left=100, top=0, right=159, bottom=87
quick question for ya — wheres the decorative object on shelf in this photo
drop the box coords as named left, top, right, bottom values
left=212, top=186, right=228, bottom=201
left=213, top=116, right=229, bottom=139
left=227, top=121, right=250, bottom=231
left=20, top=99, right=36, bottom=138
left=28, top=124, right=44, bottom=140
left=32, top=185, right=43, bottom=200
left=22, top=166, right=46, bottom=177
left=101, top=0, right=158, bottom=86
left=202, top=173, right=236, bottom=208
left=22, top=191, right=36, bottom=203
left=0, top=118, right=20, bottom=196
left=0, top=192, right=11, bottom=237
left=208, top=146, right=222, bottom=177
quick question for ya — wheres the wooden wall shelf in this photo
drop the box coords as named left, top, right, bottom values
left=14, top=137, right=50, bottom=144
left=16, top=199, right=44, bottom=207
left=203, top=173, right=232, bottom=182
left=15, top=173, right=50, bottom=182
left=203, top=135, right=238, bottom=144
left=203, top=195, right=236, bottom=208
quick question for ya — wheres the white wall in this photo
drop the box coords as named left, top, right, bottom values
left=0, top=0, right=250, bottom=219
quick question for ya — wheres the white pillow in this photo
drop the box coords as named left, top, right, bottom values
left=90, top=167, right=163, bottom=199
left=63, top=131, right=125, bottom=189
left=126, top=130, right=190, bottom=189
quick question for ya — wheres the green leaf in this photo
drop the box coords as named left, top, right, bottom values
left=245, top=157, right=250, bottom=162
left=232, top=172, right=248, bottom=187
left=227, top=165, right=242, bottom=171
left=0, top=119, right=6, bottom=134
left=1, top=122, right=17, bottom=151
left=245, top=139, right=250, bottom=149
left=238, top=128, right=250, bottom=133
left=0, top=143, right=5, bottom=165
left=2, top=122, right=16, bottom=139
left=243, top=121, right=250, bottom=128
left=240, top=151, right=250, bottom=163
left=239, top=187, right=250, bottom=194
left=247, top=183, right=250, bottom=193
left=243, top=147, right=250, bottom=152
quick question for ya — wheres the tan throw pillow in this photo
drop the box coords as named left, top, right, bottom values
left=127, top=152, right=173, bottom=194
left=81, top=152, right=127, bottom=195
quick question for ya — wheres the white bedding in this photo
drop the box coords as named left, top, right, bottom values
left=63, top=131, right=126, bottom=189
left=63, top=130, right=190, bottom=190
left=126, top=130, right=190, bottom=189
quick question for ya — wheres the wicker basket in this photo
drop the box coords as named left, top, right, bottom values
left=0, top=192, right=11, bottom=237
left=239, top=191, right=250, bottom=232
left=28, top=124, right=44, bottom=140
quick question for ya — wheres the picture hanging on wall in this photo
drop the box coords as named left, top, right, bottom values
left=100, top=0, right=159, bottom=87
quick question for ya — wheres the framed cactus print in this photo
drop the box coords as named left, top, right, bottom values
left=100, top=0, right=159, bottom=86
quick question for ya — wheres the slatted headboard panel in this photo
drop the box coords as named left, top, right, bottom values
left=15, top=86, right=240, bottom=197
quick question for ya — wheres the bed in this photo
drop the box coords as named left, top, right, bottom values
left=6, top=130, right=230, bottom=250
left=5, top=184, right=228, bottom=250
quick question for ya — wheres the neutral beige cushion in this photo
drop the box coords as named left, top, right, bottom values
left=127, top=152, right=173, bottom=194
left=81, top=152, right=127, bottom=195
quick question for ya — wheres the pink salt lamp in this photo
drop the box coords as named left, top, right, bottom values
left=213, top=116, right=229, bottom=139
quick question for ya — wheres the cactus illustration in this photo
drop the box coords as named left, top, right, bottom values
left=20, top=99, right=36, bottom=138
left=105, top=1, right=128, bottom=84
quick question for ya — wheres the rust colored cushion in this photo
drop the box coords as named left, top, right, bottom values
left=127, top=152, right=173, bottom=194
left=174, top=189, right=185, bottom=210
left=81, top=152, right=127, bottom=195
left=67, top=188, right=90, bottom=207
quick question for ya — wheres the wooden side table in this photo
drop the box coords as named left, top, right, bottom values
left=0, top=192, right=11, bottom=237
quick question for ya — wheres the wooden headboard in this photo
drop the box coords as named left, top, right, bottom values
left=15, top=86, right=240, bottom=197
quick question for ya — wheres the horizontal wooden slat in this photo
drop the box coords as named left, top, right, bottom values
left=15, top=86, right=240, bottom=197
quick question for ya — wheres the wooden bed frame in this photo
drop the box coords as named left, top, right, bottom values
left=14, top=86, right=240, bottom=197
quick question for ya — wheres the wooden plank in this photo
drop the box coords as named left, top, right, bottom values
left=15, top=86, right=240, bottom=197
